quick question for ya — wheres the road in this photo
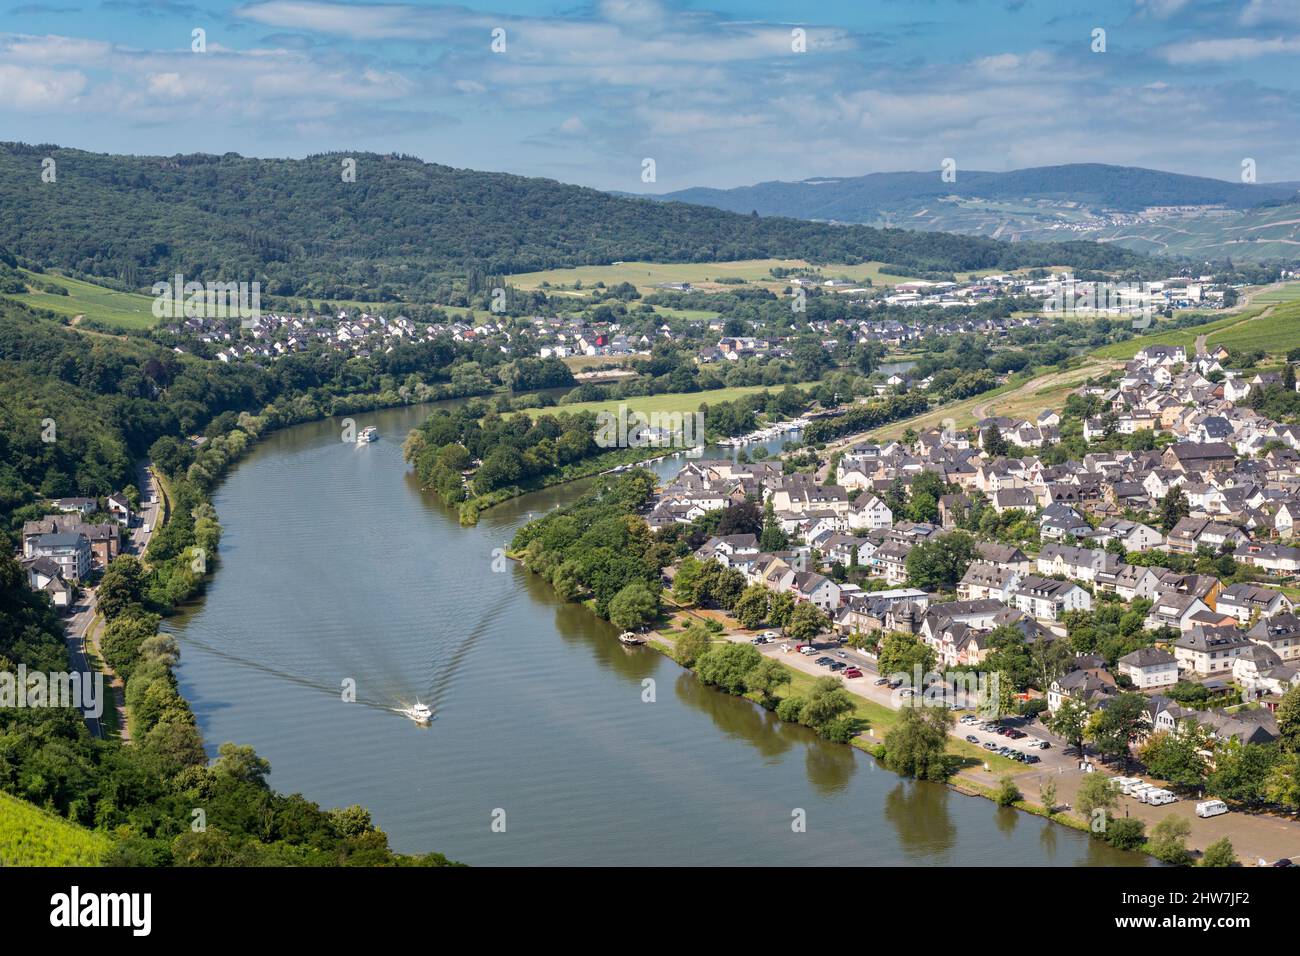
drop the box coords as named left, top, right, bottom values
left=130, top=461, right=163, bottom=554
left=60, top=461, right=162, bottom=740
left=62, top=592, right=103, bottom=738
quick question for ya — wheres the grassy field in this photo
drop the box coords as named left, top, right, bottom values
left=1205, top=298, right=1300, bottom=354
left=519, top=381, right=818, bottom=420
left=505, top=258, right=924, bottom=293
left=1247, top=281, right=1300, bottom=305
left=4, top=270, right=160, bottom=329
left=0, top=792, right=110, bottom=866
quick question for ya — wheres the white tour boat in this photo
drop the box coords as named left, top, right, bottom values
left=357, top=426, right=379, bottom=443
left=396, top=699, right=433, bottom=724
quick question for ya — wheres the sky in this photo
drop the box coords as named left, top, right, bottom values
left=2, top=0, right=1299, bottom=192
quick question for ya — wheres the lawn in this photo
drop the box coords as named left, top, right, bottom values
left=4, top=270, right=160, bottom=329
left=518, top=381, right=819, bottom=420
left=505, top=258, right=924, bottom=293
left=0, top=792, right=110, bottom=866
left=766, top=659, right=1023, bottom=772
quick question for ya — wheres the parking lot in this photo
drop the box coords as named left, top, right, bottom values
left=740, top=630, right=1072, bottom=772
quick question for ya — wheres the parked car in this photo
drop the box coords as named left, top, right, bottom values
left=751, top=636, right=768, bottom=645
left=1023, top=754, right=1040, bottom=764
left=799, top=645, right=817, bottom=656
left=875, top=677, right=891, bottom=686
left=1196, top=800, right=1229, bottom=819
left=837, top=651, right=849, bottom=659
left=763, top=631, right=777, bottom=640
left=829, top=661, right=847, bottom=671
left=965, top=735, right=979, bottom=743
left=843, top=668, right=863, bottom=679
left=983, top=741, right=998, bottom=751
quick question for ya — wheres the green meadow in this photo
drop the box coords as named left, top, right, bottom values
left=4, top=270, right=160, bottom=329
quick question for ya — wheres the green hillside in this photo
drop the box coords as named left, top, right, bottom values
left=0, top=792, right=110, bottom=866
left=2, top=268, right=159, bottom=329
left=0, top=143, right=1152, bottom=305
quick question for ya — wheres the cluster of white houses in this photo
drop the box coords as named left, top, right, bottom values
left=15, top=495, right=131, bottom=609
left=658, top=340, right=1300, bottom=748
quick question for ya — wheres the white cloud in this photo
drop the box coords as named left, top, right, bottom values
left=1160, top=35, right=1300, bottom=64
left=0, top=61, right=86, bottom=108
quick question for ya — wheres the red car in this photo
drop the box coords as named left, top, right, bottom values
left=843, top=668, right=863, bottom=678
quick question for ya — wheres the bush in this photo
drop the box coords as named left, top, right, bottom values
left=775, top=696, right=806, bottom=723
left=821, top=716, right=857, bottom=743
left=1104, top=817, right=1146, bottom=851
left=995, top=776, right=1022, bottom=807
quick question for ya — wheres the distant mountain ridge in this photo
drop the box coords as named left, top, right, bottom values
left=644, top=164, right=1300, bottom=262
left=652, top=164, right=1300, bottom=219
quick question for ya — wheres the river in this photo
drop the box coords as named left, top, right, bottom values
left=165, top=400, right=1144, bottom=866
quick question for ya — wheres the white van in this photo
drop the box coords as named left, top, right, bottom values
left=1196, top=799, right=1229, bottom=818
left=1146, top=790, right=1178, bottom=806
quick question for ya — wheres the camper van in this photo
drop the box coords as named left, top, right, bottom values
left=1196, top=799, right=1229, bottom=818
left=1146, top=789, right=1178, bottom=806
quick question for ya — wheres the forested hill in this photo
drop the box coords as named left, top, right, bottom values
left=0, top=143, right=1150, bottom=302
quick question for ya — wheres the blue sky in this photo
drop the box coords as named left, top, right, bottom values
left=2, top=0, right=1299, bottom=191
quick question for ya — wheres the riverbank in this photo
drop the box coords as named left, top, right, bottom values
left=644, top=606, right=1300, bottom=865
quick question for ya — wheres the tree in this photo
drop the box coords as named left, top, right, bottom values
left=982, top=424, right=1008, bottom=457
left=996, top=775, right=1021, bottom=807
left=768, top=591, right=795, bottom=628
left=1048, top=697, right=1089, bottom=755
left=1207, top=740, right=1278, bottom=805
left=1276, top=683, right=1300, bottom=753
left=1076, top=773, right=1119, bottom=829
left=877, top=631, right=934, bottom=680
left=674, top=624, right=711, bottom=667
left=695, top=642, right=762, bottom=694
left=732, top=585, right=770, bottom=630
left=1149, top=816, right=1192, bottom=865
left=1201, top=837, right=1236, bottom=867
left=609, top=580, right=659, bottom=630
left=1038, top=777, right=1057, bottom=815
left=799, top=676, right=854, bottom=734
left=716, top=501, right=762, bottom=537
left=785, top=602, right=828, bottom=644
left=1138, top=725, right=1209, bottom=790
left=1105, top=817, right=1146, bottom=851
left=905, top=531, right=975, bottom=591
left=1087, top=693, right=1148, bottom=770
left=1160, top=487, right=1190, bottom=533
left=97, top=555, right=146, bottom=621
left=748, top=657, right=792, bottom=708
left=672, top=556, right=705, bottom=606
left=759, top=499, right=787, bottom=552
left=883, top=705, right=953, bottom=781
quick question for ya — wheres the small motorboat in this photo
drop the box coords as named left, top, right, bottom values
left=357, top=426, right=379, bottom=443
left=618, top=631, right=646, bottom=646
left=396, top=699, right=433, bottom=724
